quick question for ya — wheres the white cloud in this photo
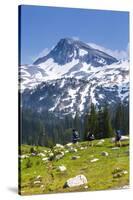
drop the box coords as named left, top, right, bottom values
left=88, top=42, right=129, bottom=60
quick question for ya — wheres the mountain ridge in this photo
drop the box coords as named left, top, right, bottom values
left=33, top=38, right=118, bottom=66
left=20, top=38, right=129, bottom=116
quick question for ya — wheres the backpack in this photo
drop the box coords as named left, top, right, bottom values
left=73, top=131, right=80, bottom=141
left=87, top=133, right=95, bottom=140
left=116, top=130, right=122, bottom=140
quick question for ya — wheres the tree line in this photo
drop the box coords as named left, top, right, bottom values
left=20, top=103, right=129, bottom=147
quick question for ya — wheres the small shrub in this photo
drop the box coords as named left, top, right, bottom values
left=113, top=173, right=122, bottom=178
left=30, top=147, right=35, bottom=154
left=112, top=167, right=124, bottom=174
left=112, top=167, right=128, bottom=178
left=36, top=160, right=40, bottom=166
left=25, top=158, right=32, bottom=168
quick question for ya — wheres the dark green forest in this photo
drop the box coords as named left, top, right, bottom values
left=20, top=103, right=129, bottom=147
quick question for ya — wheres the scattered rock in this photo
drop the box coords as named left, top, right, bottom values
left=40, top=185, right=44, bottom=189
left=101, top=151, right=109, bottom=156
left=120, top=136, right=129, bottom=141
left=58, top=165, right=67, bottom=172
left=112, top=168, right=122, bottom=174
left=43, top=150, right=47, bottom=153
left=55, top=144, right=64, bottom=149
left=111, top=136, right=129, bottom=143
left=54, top=149, right=64, bottom=154
left=49, top=152, right=54, bottom=157
left=111, top=138, right=115, bottom=143
left=100, top=139, right=105, bottom=142
left=80, top=147, right=85, bottom=150
left=119, top=185, right=129, bottom=189
left=113, top=173, right=123, bottom=178
left=65, top=143, right=73, bottom=148
left=112, top=168, right=128, bottom=178
left=69, top=148, right=78, bottom=153
left=31, top=153, right=36, bottom=156
left=71, top=156, right=80, bottom=160
left=42, top=157, right=49, bottom=161
left=90, top=158, right=99, bottom=163
left=96, top=141, right=103, bottom=146
left=36, top=175, right=42, bottom=180
left=112, top=146, right=120, bottom=150
left=34, top=180, right=41, bottom=185
left=84, top=185, right=88, bottom=189
left=123, top=170, right=128, bottom=175
left=19, top=155, right=29, bottom=159
left=55, top=154, right=63, bottom=160
left=38, top=153, right=46, bottom=157
left=61, top=151, right=65, bottom=156
left=55, top=152, right=64, bottom=160
left=53, top=149, right=58, bottom=154
left=48, top=152, right=54, bottom=160
left=65, top=150, right=69, bottom=153
left=64, top=175, right=88, bottom=188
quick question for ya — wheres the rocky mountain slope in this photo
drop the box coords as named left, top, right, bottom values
left=20, top=38, right=129, bottom=116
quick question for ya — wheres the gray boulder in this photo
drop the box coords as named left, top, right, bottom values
left=69, top=148, right=78, bottom=153
left=80, top=147, right=85, bottom=150
left=71, top=156, right=80, bottom=160
left=42, top=157, right=49, bottom=162
left=111, top=136, right=129, bottom=142
left=90, top=158, right=99, bottom=163
left=58, top=165, right=67, bottom=172
left=112, top=147, right=120, bottom=150
left=55, top=152, right=64, bottom=160
left=65, top=143, right=73, bottom=149
left=96, top=141, right=103, bottom=146
left=55, top=144, right=64, bottom=149
left=64, top=175, right=88, bottom=188
left=101, top=151, right=109, bottom=156
left=34, top=180, right=41, bottom=185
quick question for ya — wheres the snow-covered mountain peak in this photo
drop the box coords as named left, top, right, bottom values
left=20, top=38, right=129, bottom=116
left=33, top=38, right=118, bottom=66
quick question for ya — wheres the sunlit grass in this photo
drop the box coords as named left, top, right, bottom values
left=19, top=138, right=129, bottom=195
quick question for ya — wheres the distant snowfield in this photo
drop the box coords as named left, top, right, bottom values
left=20, top=59, right=129, bottom=115
left=20, top=59, right=129, bottom=92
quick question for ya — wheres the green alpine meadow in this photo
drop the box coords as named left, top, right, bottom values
left=19, top=138, right=129, bottom=195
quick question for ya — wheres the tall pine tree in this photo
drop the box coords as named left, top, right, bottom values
left=102, top=106, right=113, bottom=138
left=87, top=103, right=98, bottom=137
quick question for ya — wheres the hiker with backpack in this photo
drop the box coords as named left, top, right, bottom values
left=87, top=131, right=95, bottom=146
left=72, top=129, right=80, bottom=144
left=115, top=129, right=122, bottom=147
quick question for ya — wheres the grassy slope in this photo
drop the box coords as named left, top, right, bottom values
left=19, top=138, right=129, bottom=195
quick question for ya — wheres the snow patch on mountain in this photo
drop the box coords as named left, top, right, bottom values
left=79, top=49, right=88, bottom=56
left=79, top=84, right=90, bottom=112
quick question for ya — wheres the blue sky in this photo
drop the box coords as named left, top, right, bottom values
left=19, top=5, right=129, bottom=64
